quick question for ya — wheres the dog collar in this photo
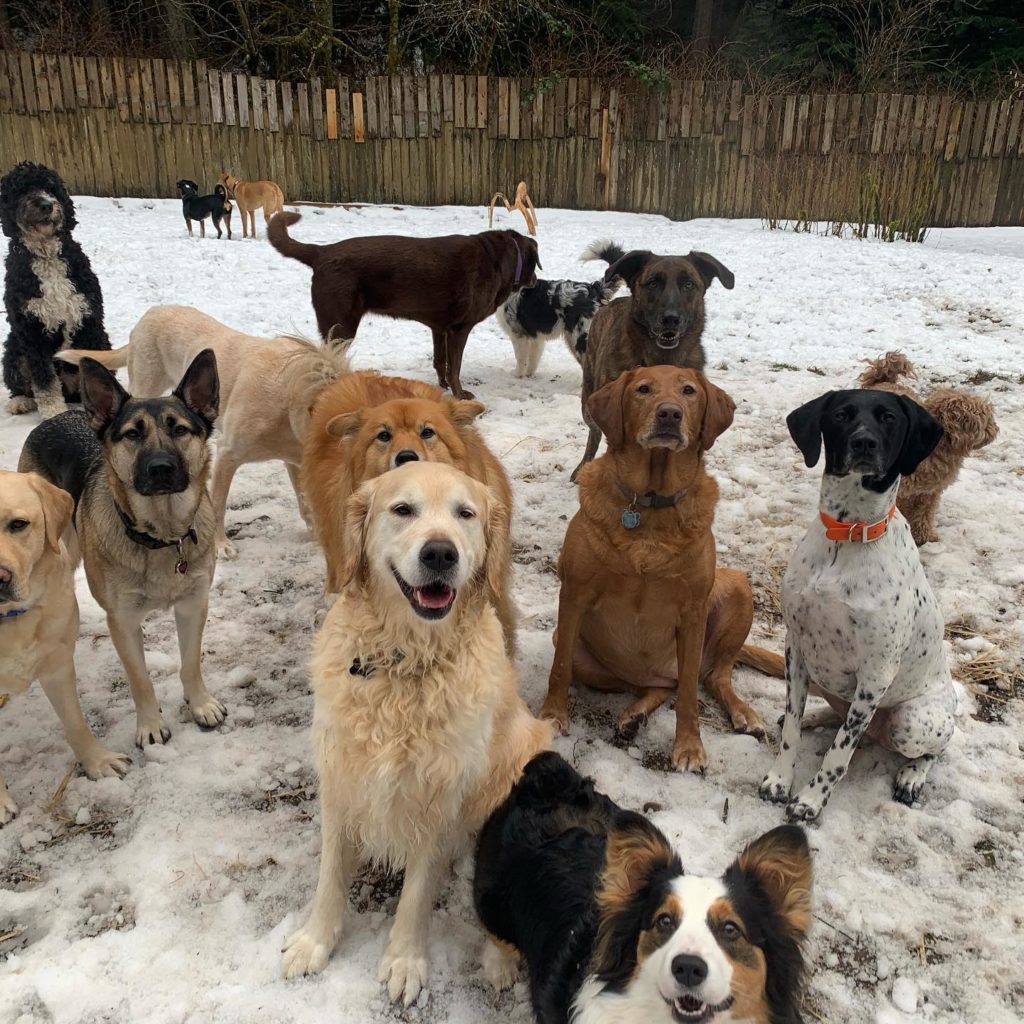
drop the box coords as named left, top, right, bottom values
left=116, top=504, right=198, bottom=574
left=511, top=236, right=524, bottom=286
left=820, top=501, right=897, bottom=543
left=616, top=483, right=687, bottom=529
left=0, top=606, right=32, bottom=621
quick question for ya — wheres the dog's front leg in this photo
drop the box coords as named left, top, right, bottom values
left=210, top=449, right=242, bottom=560
left=539, top=576, right=591, bottom=733
left=760, top=640, right=811, bottom=804
left=672, top=604, right=710, bottom=772
left=174, top=587, right=227, bottom=729
left=379, top=838, right=456, bottom=1006
left=785, top=663, right=897, bottom=822
left=107, top=607, right=171, bottom=746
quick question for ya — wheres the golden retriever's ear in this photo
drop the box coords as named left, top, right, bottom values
left=327, top=411, right=363, bottom=439
left=699, top=376, right=736, bottom=451
left=587, top=372, right=631, bottom=450
left=448, top=399, right=486, bottom=426
left=338, top=484, right=373, bottom=589
left=26, top=474, right=74, bottom=553
left=482, top=489, right=511, bottom=607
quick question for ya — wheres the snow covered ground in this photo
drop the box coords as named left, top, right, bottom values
left=1, top=199, right=1022, bottom=1024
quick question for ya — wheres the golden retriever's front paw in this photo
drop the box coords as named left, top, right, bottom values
left=538, top=698, right=570, bottom=735
left=672, top=736, right=708, bottom=773
left=189, top=694, right=228, bottom=729
left=282, top=927, right=333, bottom=978
left=378, top=949, right=429, bottom=1006
left=79, top=744, right=132, bottom=780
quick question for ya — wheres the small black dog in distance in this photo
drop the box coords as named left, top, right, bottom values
left=474, top=752, right=812, bottom=1024
left=177, top=179, right=233, bottom=239
left=1, top=161, right=110, bottom=418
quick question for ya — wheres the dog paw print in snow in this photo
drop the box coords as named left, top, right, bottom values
left=76, top=887, right=136, bottom=938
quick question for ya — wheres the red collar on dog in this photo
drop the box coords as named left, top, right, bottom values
left=820, top=501, right=897, bottom=543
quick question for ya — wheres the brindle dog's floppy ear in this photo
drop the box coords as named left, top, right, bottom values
left=699, top=376, right=736, bottom=451
left=447, top=399, right=486, bottom=426
left=79, top=357, right=130, bottom=435
left=587, top=371, right=631, bottom=451
left=786, top=391, right=836, bottom=468
left=339, top=482, right=373, bottom=589
left=27, top=474, right=74, bottom=553
left=174, top=348, right=220, bottom=429
left=688, top=251, right=735, bottom=291
left=604, top=250, right=654, bottom=289
left=326, top=410, right=364, bottom=439
left=895, top=394, right=943, bottom=477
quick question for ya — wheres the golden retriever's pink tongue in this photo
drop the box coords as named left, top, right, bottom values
left=415, top=585, right=454, bottom=609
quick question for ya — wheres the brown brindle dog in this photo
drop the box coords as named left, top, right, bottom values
left=572, top=249, right=734, bottom=481
left=540, top=365, right=784, bottom=772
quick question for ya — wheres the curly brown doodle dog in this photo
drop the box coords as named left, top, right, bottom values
left=0, top=470, right=130, bottom=823
left=858, top=352, right=998, bottom=545
left=19, top=352, right=226, bottom=747
left=302, top=370, right=517, bottom=651
left=281, top=463, right=551, bottom=1004
left=572, top=249, right=734, bottom=481
left=540, top=366, right=784, bottom=772
left=58, top=305, right=353, bottom=560
left=268, top=211, right=540, bottom=399
left=217, top=172, right=284, bottom=239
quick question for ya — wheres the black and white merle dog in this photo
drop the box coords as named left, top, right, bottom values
left=1, top=161, right=110, bottom=418
left=475, top=752, right=812, bottom=1024
left=496, top=240, right=626, bottom=378
left=177, top=179, right=233, bottom=239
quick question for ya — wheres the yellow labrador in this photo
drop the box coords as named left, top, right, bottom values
left=282, top=462, right=551, bottom=1003
left=0, top=471, right=129, bottom=823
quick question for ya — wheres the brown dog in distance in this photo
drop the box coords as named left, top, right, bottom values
left=217, top=172, right=285, bottom=239
left=268, top=211, right=540, bottom=399
left=302, top=371, right=518, bottom=651
left=540, top=365, right=783, bottom=772
left=572, top=249, right=734, bottom=480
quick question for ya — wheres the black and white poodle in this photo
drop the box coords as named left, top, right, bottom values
left=495, top=239, right=626, bottom=378
left=1, top=161, right=110, bottom=417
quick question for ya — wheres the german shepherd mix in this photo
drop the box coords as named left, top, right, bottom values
left=18, top=351, right=225, bottom=747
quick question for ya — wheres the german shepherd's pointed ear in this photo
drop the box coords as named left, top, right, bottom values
left=786, top=391, right=837, bottom=468
left=895, top=394, right=944, bottom=477
left=603, top=250, right=654, bottom=289
left=26, top=473, right=74, bottom=553
left=327, top=410, right=363, bottom=439
left=688, top=251, right=735, bottom=290
left=700, top=376, right=736, bottom=451
left=730, top=825, right=813, bottom=941
left=587, top=371, right=631, bottom=451
left=79, top=357, right=130, bottom=435
left=173, top=349, right=219, bottom=429
left=338, top=482, right=373, bottom=589
left=448, top=399, right=486, bottom=427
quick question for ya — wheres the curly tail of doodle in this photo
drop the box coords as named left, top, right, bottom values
left=737, top=644, right=785, bottom=678
left=267, top=211, right=322, bottom=269
left=858, top=351, right=917, bottom=388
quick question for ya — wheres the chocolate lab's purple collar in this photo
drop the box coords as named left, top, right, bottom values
left=512, top=236, right=524, bottom=286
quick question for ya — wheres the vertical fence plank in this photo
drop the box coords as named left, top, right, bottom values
left=166, top=62, right=182, bottom=122
left=338, top=76, right=351, bottom=137
left=297, top=82, right=310, bottom=135
left=325, top=88, right=337, bottom=139
left=151, top=58, right=170, bottom=122
left=353, top=91, right=365, bottom=142
left=251, top=77, right=264, bottom=130
left=223, top=71, right=237, bottom=126
left=209, top=70, right=223, bottom=124
left=477, top=76, right=487, bottom=129
left=311, top=77, right=324, bottom=139
left=428, top=74, right=440, bottom=135
left=195, top=60, right=209, bottom=123
left=417, top=76, right=428, bottom=137
left=236, top=73, right=250, bottom=129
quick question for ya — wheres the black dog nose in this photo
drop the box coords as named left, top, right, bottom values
left=849, top=434, right=879, bottom=455
left=420, top=540, right=458, bottom=571
left=656, top=403, right=683, bottom=424
left=147, top=456, right=177, bottom=480
left=394, top=450, right=419, bottom=466
left=672, top=954, right=709, bottom=988
left=661, top=313, right=681, bottom=331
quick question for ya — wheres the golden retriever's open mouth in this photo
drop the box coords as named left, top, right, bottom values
left=391, top=567, right=457, bottom=620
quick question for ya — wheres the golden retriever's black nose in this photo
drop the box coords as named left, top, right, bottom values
left=671, top=954, right=708, bottom=987
left=395, top=450, right=419, bottom=466
left=420, top=540, right=458, bottom=570
left=656, top=403, right=683, bottom=425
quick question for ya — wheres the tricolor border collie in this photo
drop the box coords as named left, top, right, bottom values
left=496, top=240, right=626, bottom=378
left=474, top=752, right=812, bottom=1024
left=1, top=161, right=110, bottom=418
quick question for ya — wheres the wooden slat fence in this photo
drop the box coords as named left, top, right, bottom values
left=2, top=50, right=1023, bottom=226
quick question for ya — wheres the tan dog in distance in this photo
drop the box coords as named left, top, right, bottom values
left=217, top=172, right=285, bottom=239
left=58, top=306, right=354, bottom=560
left=303, top=370, right=517, bottom=650
left=0, top=470, right=130, bottom=822
left=282, top=462, right=551, bottom=1004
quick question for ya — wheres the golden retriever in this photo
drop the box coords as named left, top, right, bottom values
left=303, top=370, right=517, bottom=649
left=0, top=470, right=129, bottom=822
left=281, top=463, right=551, bottom=1002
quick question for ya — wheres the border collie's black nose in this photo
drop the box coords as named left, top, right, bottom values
left=672, top=954, right=708, bottom=988
left=420, top=540, right=458, bottom=571
left=395, top=450, right=419, bottom=466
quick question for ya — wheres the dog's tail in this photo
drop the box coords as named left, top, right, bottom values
left=580, top=239, right=627, bottom=300
left=858, top=351, right=917, bottom=388
left=267, top=211, right=321, bottom=268
left=54, top=347, right=129, bottom=370
left=737, top=644, right=785, bottom=678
